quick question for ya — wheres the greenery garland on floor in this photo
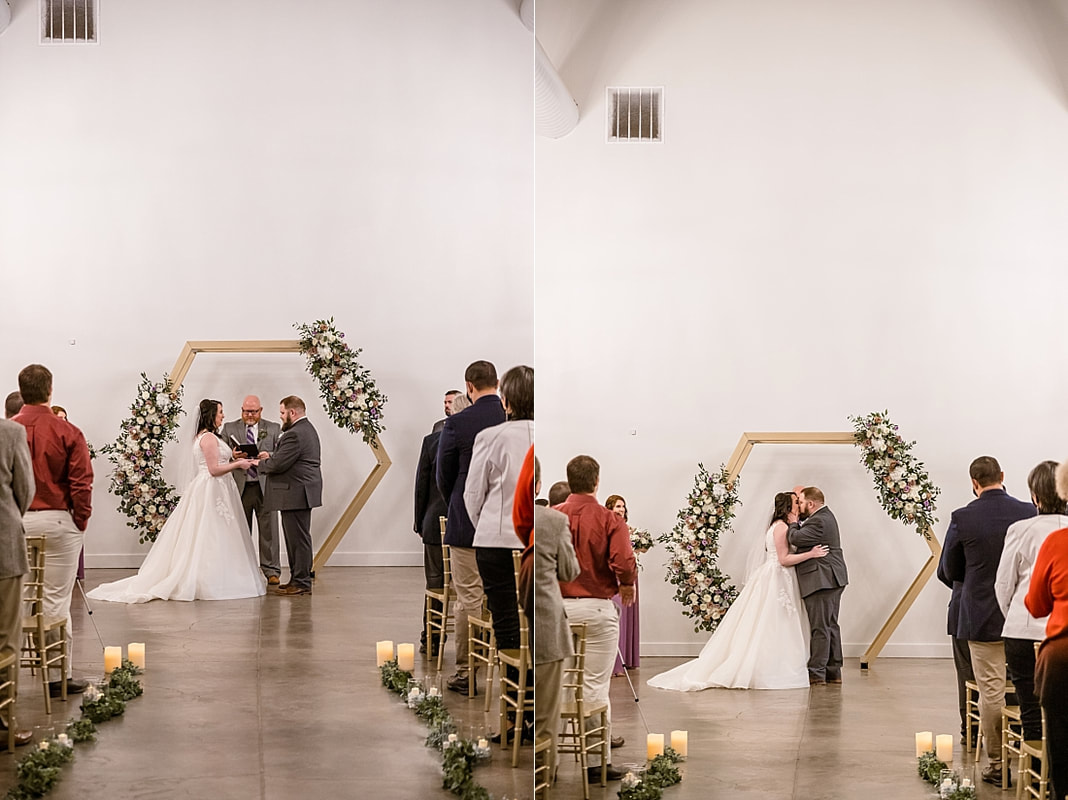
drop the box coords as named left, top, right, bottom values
left=916, top=751, right=976, bottom=800
left=618, top=747, right=684, bottom=800
left=379, top=660, right=492, bottom=800
left=5, top=662, right=142, bottom=800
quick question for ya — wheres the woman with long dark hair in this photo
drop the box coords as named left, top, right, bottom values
left=89, top=399, right=266, bottom=603
left=648, top=491, right=828, bottom=690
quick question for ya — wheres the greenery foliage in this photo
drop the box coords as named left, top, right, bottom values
left=917, top=751, right=947, bottom=784
left=658, top=463, right=741, bottom=632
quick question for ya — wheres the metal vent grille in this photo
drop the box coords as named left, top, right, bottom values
left=606, top=87, right=663, bottom=142
left=41, top=0, right=97, bottom=43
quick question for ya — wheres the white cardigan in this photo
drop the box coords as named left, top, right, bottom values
left=464, top=419, right=535, bottom=549
left=995, top=513, right=1068, bottom=640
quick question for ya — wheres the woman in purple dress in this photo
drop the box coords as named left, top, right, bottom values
left=606, top=494, right=640, bottom=675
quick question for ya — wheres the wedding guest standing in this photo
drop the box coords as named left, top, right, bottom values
left=436, top=360, right=505, bottom=695
left=533, top=456, right=580, bottom=785
left=3, top=393, right=21, bottom=419
left=995, top=460, right=1068, bottom=742
left=1024, top=459, right=1068, bottom=800
left=415, top=393, right=470, bottom=654
left=938, top=456, right=1035, bottom=785
left=12, top=364, right=93, bottom=696
left=605, top=495, right=639, bottom=680
left=0, top=417, right=34, bottom=749
left=258, top=396, right=322, bottom=596
left=221, top=396, right=282, bottom=586
left=432, top=390, right=464, bottom=434
left=466, top=365, right=534, bottom=652
left=558, top=455, right=637, bottom=782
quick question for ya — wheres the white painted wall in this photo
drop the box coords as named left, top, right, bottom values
left=535, top=0, right=1068, bottom=658
left=0, top=0, right=533, bottom=567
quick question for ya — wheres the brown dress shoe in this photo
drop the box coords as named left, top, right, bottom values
left=272, top=584, right=311, bottom=596
left=267, top=575, right=280, bottom=586
left=0, top=729, right=33, bottom=750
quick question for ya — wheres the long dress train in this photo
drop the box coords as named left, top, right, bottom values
left=647, top=525, right=809, bottom=690
left=88, top=433, right=266, bottom=603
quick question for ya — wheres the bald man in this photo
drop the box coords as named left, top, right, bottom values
left=221, top=395, right=283, bottom=584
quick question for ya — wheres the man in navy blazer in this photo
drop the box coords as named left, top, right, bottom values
left=937, top=456, right=1035, bottom=785
left=435, top=361, right=506, bottom=694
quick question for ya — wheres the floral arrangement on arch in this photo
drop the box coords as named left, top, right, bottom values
left=657, top=463, right=741, bottom=633
left=101, top=374, right=184, bottom=544
left=850, top=411, right=941, bottom=541
left=296, top=318, right=387, bottom=446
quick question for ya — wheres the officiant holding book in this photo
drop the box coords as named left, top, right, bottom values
left=221, top=395, right=282, bottom=586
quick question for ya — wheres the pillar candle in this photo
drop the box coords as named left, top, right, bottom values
left=397, top=643, right=415, bottom=671
left=103, top=646, right=122, bottom=674
left=670, top=730, right=688, bottom=757
left=915, top=731, right=933, bottom=757
left=128, top=642, right=146, bottom=669
left=647, top=733, right=664, bottom=760
left=936, top=734, right=953, bottom=762
left=375, top=640, right=394, bottom=667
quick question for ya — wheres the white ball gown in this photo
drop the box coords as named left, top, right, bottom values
left=88, top=433, right=266, bottom=603
left=647, top=525, right=809, bottom=690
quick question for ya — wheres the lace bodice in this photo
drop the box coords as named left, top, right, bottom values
left=195, top=432, right=233, bottom=474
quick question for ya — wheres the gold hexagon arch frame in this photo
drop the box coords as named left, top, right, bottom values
left=724, top=431, right=941, bottom=669
left=169, top=339, right=392, bottom=574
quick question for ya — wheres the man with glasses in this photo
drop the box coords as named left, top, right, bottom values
left=221, top=396, right=283, bottom=585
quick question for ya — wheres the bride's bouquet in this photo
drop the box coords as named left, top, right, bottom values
left=658, top=463, right=740, bottom=633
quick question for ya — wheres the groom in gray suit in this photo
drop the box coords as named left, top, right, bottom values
left=788, top=486, right=849, bottom=685
left=221, top=395, right=283, bottom=585
left=258, top=396, right=322, bottom=596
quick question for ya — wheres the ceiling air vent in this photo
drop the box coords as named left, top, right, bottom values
left=40, top=0, right=97, bottom=44
left=606, top=87, right=663, bottom=143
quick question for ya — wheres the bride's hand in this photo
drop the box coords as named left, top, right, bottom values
left=787, top=511, right=799, bottom=524
left=810, top=544, right=829, bottom=558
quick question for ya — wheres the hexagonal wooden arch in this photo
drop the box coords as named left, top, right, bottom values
left=725, top=431, right=941, bottom=669
left=169, top=339, right=392, bottom=574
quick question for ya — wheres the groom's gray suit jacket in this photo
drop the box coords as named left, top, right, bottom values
left=788, top=506, right=848, bottom=598
left=260, top=418, right=322, bottom=511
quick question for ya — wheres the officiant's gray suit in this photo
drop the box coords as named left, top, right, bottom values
left=220, top=416, right=282, bottom=579
left=789, top=505, right=848, bottom=682
left=260, top=417, right=322, bottom=591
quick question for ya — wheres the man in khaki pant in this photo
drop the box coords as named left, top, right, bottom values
left=12, top=365, right=93, bottom=697
left=0, top=418, right=34, bottom=749
left=937, top=456, right=1035, bottom=785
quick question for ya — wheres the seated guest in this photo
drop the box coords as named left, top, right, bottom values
left=1025, top=460, right=1068, bottom=800
left=996, top=460, right=1068, bottom=741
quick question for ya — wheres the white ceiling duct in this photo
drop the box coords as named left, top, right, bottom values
left=519, top=0, right=534, bottom=33
left=535, top=38, right=579, bottom=138
left=0, top=0, right=12, bottom=36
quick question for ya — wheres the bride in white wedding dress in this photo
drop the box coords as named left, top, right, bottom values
left=89, top=399, right=267, bottom=604
left=647, top=491, right=828, bottom=690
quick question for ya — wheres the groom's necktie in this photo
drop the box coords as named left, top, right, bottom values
left=246, top=426, right=258, bottom=480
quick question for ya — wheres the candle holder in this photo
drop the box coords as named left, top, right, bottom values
left=618, top=764, right=647, bottom=791
left=406, top=679, right=425, bottom=709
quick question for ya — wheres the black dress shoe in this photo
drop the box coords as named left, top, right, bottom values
left=610, top=735, right=625, bottom=748
left=0, top=729, right=32, bottom=750
left=587, top=764, right=625, bottom=782
left=982, top=765, right=1007, bottom=785
left=446, top=673, right=475, bottom=695
left=49, top=678, right=88, bottom=697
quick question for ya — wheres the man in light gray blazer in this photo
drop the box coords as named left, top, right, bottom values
left=258, top=396, right=322, bottom=596
left=221, top=395, right=282, bottom=585
left=788, top=486, right=849, bottom=685
left=0, top=418, right=34, bottom=747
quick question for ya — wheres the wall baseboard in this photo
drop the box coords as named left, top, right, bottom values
left=640, top=642, right=953, bottom=659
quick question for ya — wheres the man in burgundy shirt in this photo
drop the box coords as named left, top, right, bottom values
left=557, top=454, right=637, bottom=783
left=13, top=364, right=93, bottom=696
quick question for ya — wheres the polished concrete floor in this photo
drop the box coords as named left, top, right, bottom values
left=0, top=567, right=531, bottom=800
left=555, top=656, right=1013, bottom=800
